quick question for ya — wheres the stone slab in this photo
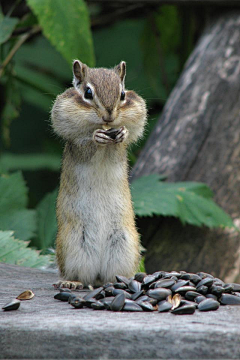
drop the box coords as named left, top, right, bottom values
left=0, top=263, right=240, bottom=359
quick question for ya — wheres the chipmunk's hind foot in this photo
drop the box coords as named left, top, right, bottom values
left=53, top=280, right=83, bottom=290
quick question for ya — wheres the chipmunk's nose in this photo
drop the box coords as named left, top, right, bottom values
left=102, top=115, right=114, bottom=123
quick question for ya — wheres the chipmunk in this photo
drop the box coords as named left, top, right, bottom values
left=51, top=60, right=147, bottom=289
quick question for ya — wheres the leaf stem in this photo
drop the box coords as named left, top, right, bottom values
left=0, top=25, right=41, bottom=78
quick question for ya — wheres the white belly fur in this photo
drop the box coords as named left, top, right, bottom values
left=63, top=148, right=137, bottom=285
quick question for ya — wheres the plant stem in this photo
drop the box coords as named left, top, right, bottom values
left=0, top=25, right=41, bottom=78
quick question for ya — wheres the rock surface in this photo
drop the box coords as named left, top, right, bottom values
left=0, top=263, right=240, bottom=359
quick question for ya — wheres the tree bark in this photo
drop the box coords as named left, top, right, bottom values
left=132, top=11, right=240, bottom=282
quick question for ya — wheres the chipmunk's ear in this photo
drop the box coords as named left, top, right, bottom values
left=114, top=61, right=126, bottom=84
left=73, top=60, right=87, bottom=85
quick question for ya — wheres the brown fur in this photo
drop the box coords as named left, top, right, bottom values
left=51, top=62, right=147, bottom=286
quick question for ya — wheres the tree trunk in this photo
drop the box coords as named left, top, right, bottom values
left=132, top=11, right=240, bottom=282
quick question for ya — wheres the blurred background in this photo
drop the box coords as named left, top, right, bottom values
left=1, top=0, right=239, bottom=279
left=0, top=0, right=200, bottom=205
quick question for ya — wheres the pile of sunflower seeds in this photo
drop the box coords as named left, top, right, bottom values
left=54, top=271, right=240, bottom=314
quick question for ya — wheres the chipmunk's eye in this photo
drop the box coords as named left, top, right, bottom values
left=120, top=91, right=125, bottom=101
left=84, top=87, right=93, bottom=100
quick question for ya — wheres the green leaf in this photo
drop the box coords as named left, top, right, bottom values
left=14, top=61, right=64, bottom=99
left=157, top=181, right=214, bottom=199
left=131, top=174, right=234, bottom=229
left=36, top=189, right=58, bottom=249
left=94, top=18, right=157, bottom=105
left=15, top=35, right=71, bottom=81
left=0, top=16, right=18, bottom=44
left=0, top=230, right=52, bottom=268
left=140, top=6, right=181, bottom=98
left=0, top=11, right=3, bottom=22
left=27, top=0, right=95, bottom=66
left=0, top=172, right=27, bottom=209
left=0, top=153, right=61, bottom=173
left=16, top=12, right=38, bottom=28
left=137, top=257, right=146, bottom=273
left=13, top=35, right=71, bottom=111
left=1, top=77, right=21, bottom=146
left=0, top=172, right=37, bottom=240
left=0, top=209, right=36, bottom=242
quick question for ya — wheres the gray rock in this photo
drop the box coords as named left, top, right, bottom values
left=1, top=263, right=240, bottom=359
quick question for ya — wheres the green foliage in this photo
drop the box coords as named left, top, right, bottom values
left=0, top=16, right=18, bottom=44
left=0, top=1, right=234, bottom=270
left=14, top=36, right=71, bottom=111
left=0, top=172, right=54, bottom=267
left=1, top=0, right=96, bottom=141
left=36, top=189, right=58, bottom=250
left=138, top=257, right=146, bottom=273
left=27, top=0, right=95, bottom=66
left=141, top=6, right=181, bottom=99
left=0, top=172, right=36, bottom=240
left=0, top=153, right=61, bottom=172
left=1, top=76, right=21, bottom=146
left=93, top=18, right=158, bottom=104
left=0, top=170, right=57, bottom=252
left=0, top=230, right=51, bottom=268
left=131, top=174, right=234, bottom=229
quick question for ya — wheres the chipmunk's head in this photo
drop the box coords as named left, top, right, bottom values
left=72, top=60, right=126, bottom=125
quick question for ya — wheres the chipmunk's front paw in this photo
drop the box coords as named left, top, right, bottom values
left=115, top=126, right=129, bottom=143
left=93, top=129, right=114, bottom=145
left=53, top=280, right=83, bottom=290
